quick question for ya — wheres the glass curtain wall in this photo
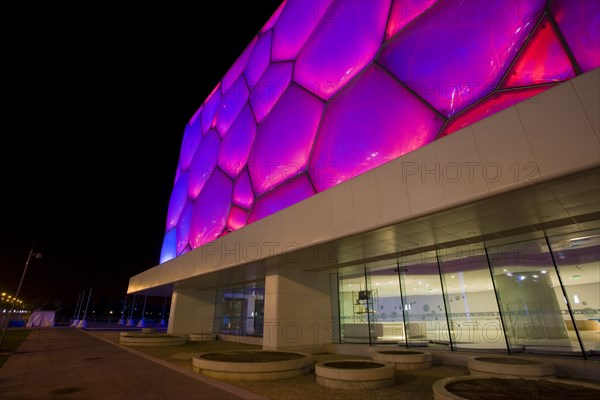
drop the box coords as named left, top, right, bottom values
left=439, top=244, right=507, bottom=351
left=336, top=229, right=599, bottom=357
left=338, top=265, right=375, bottom=343
left=366, top=260, right=404, bottom=344
left=213, top=282, right=264, bottom=337
left=487, top=238, right=580, bottom=354
left=547, top=230, right=600, bottom=353
left=397, top=251, right=449, bottom=347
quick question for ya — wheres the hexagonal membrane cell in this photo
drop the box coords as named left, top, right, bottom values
left=201, top=84, right=221, bottom=134
left=294, top=0, right=390, bottom=100
left=260, top=0, right=286, bottom=33
left=501, top=16, right=575, bottom=89
left=248, top=83, right=324, bottom=196
left=188, top=129, right=220, bottom=199
left=551, top=0, right=600, bottom=72
left=244, top=30, right=272, bottom=86
left=249, top=61, right=293, bottom=123
left=216, top=74, right=249, bottom=136
left=221, top=36, right=258, bottom=94
left=178, top=119, right=202, bottom=171
left=166, top=171, right=189, bottom=230
left=233, top=168, right=255, bottom=210
left=175, top=200, right=193, bottom=255
left=159, top=229, right=177, bottom=264
left=271, top=0, right=334, bottom=62
left=378, top=0, right=546, bottom=117
left=439, top=86, right=553, bottom=138
left=309, top=64, right=443, bottom=192
left=189, top=169, right=233, bottom=249
left=385, top=0, right=437, bottom=40
left=226, top=206, right=249, bottom=231
left=248, top=174, right=315, bottom=224
left=218, top=104, right=256, bottom=179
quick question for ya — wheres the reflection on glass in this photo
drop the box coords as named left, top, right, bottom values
left=548, top=230, right=600, bottom=353
left=334, top=229, right=596, bottom=358
left=487, top=238, right=582, bottom=355
left=366, top=261, right=404, bottom=344
left=214, top=283, right=264, bottom=337
left=439, top=244, right=507, bottom=351
left=398, top=251, right=449, bottom=347
left=338, top=265, right=372, bottom=343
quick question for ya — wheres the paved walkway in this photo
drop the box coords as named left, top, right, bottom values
left=0, top=328, right=268, bottom=400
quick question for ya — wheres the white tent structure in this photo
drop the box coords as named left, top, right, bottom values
left=26, top=311, right=55, bottom=327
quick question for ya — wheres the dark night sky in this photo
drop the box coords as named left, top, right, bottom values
left=1, top=2, right=282, bottom=308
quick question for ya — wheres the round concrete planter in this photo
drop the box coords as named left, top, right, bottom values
left=188, top=333, right=217, bottom=342
left=371, top=349, right=432, bottom=370
left=397, top=340, right=429, bottom=347
left=119, top=333, right=186, bottom=347
left=467, top=356, right=555, bottom=377
left=315, top=360, right=395, bottom=390
left=432, top=375, right=600, bottom=400
left=192, top=350, right=313, bottom=381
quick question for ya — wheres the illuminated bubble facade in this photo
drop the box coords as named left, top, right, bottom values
left=160, top=0, right=600, bottom=263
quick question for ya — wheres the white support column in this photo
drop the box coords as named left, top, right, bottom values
left=167, top=287, right=215, bottom=337
left=263, top=268, right=332, bottom=354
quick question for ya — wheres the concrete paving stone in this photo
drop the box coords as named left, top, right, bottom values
left=0, top=328, right=267, bottom=400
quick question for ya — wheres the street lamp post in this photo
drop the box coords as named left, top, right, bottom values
left=159, top=297, right=168, bottom=326
left=0, top=244, right=42, bottom=351
left=118, top=294, right=127, bottom=325
left=77, top=288, right=93, bottom=328
left=126, top=295, right=136, bottom=327
left=136, top=296, right=147, bottom=328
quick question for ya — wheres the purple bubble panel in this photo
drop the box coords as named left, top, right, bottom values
left=166, top=172, right=189, bottom=230
left=502, top=16, right=575, bottom=88
left=310, top=65, right=443, bottom=192
left=551, top=0, right=600, bottom=72
left=249, top=84, right=324, bottom=195
left=294, top=0, right=390, bottom=100
left=218, top=105, right=257, bottom=179
left=248, top=174, right=315, bottom=223
left=440, top=86, right=552, bottom=138
left=190, top=170, right=233, bottom=249
left=379, top=0, right=546, bottom=117
left=188, top=129, right=220, bottom=199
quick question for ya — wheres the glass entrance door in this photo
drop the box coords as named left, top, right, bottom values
left=338, top=265, right=375, bottom=343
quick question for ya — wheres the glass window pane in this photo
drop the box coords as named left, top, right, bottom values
left=439, top=244, right=507, bottom=352
left=338, top=265, right=372, bottom=343
left=548, top=230, right=600, bottom=354
left=366, top=261, right=405, bottom=345
left=398, top=251, right=449, bottom=349
left=488, top=238, right=584, bottom=356
left=213, top=282, right=265, bottom=337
